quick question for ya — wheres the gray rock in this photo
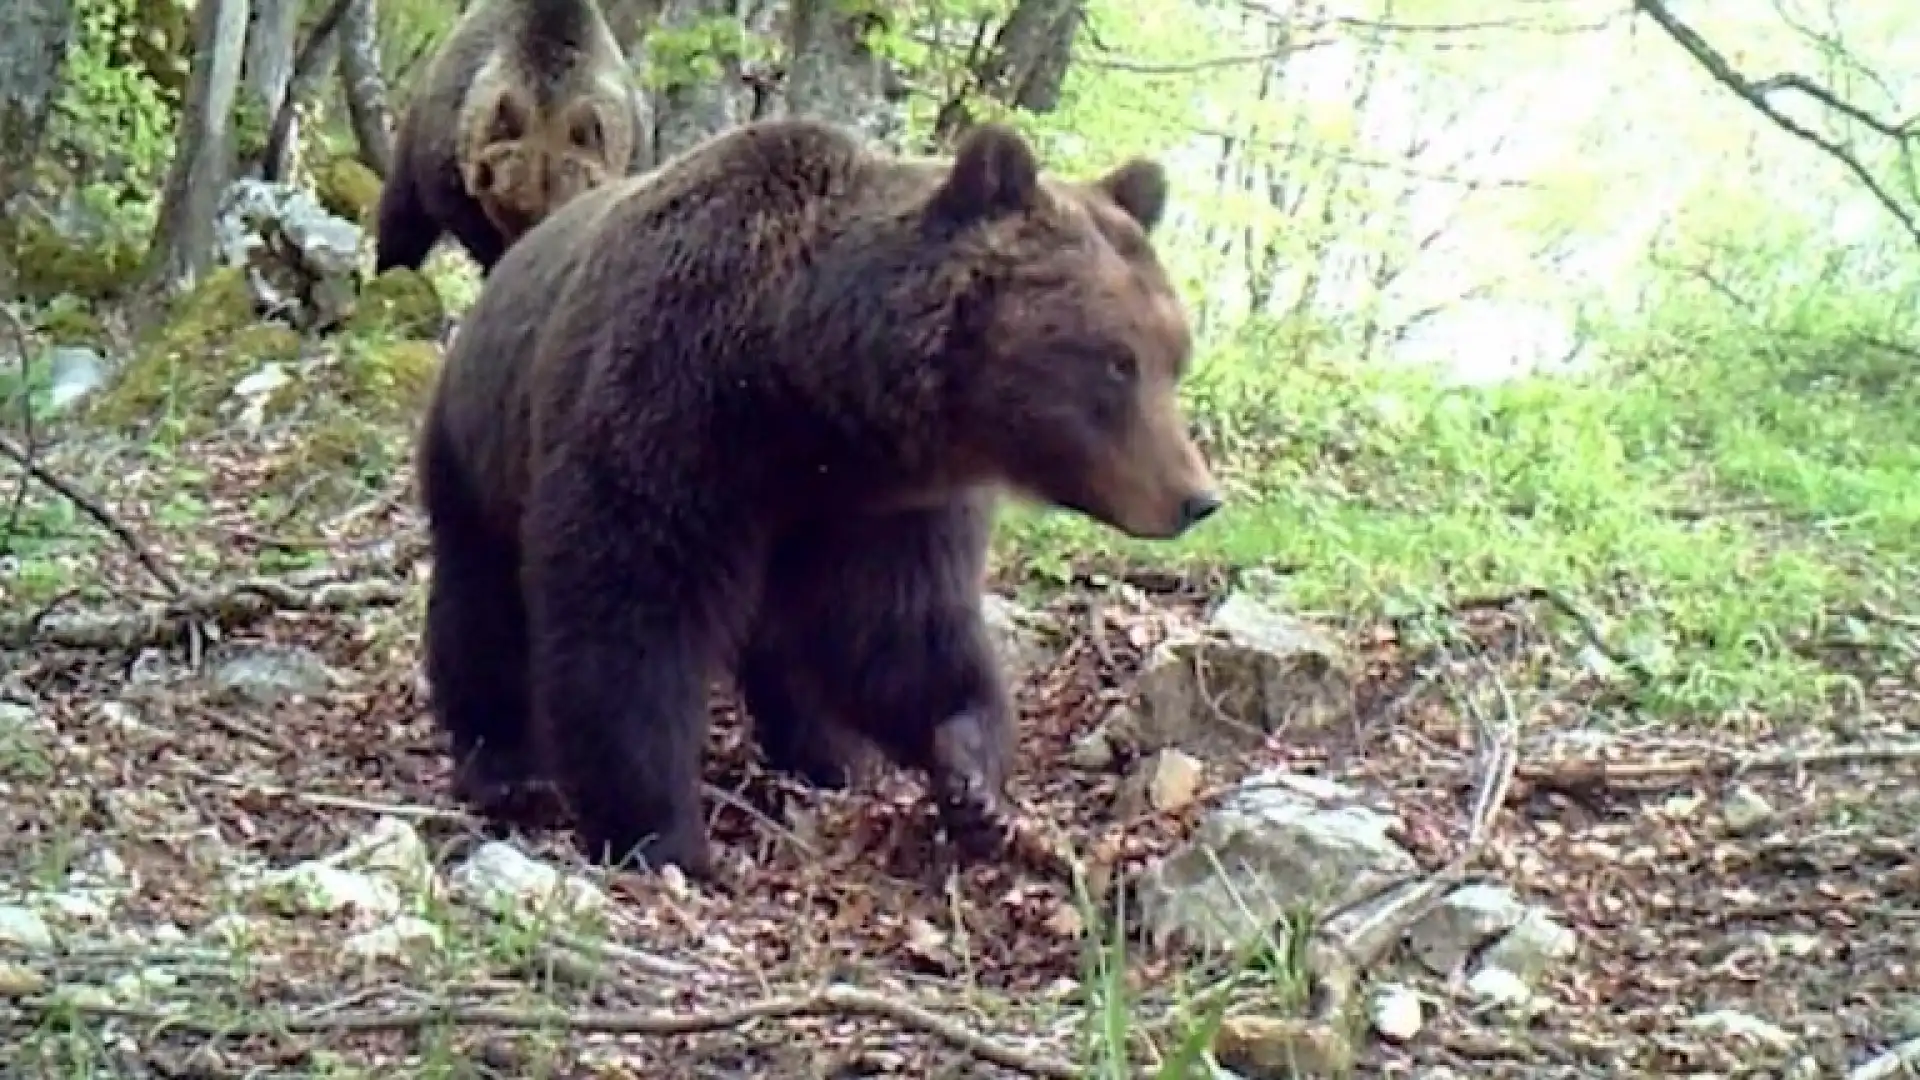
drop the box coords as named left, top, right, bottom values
left=1477, top=906, right=1577, bottom=983
left=1110, top=593, right=1354, bottom=759
left=215, top=179, right=366, bottom=333
left=0, top=905, right=54, bottom=951
left=1406, top=882, right=1527, bottom=976
left=1135, top=769, right=1417, bottom=954
left=45, top=346, right=112, bottom=413
left=451, top=841, right=608, bottom=918
left=1721, top=784, right=1775, bottom=836
left=206, top=644, right=333, bottom=706
left=981, top=594, right=1059, bottom=684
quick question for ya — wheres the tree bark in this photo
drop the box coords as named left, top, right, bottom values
left=261, top=0, right=353, bottom=183
left=0, top=0, right=76, bottom=211
left=146, top=0, right=252, bottom=293
left=338, top=0, right=393, bottom=177
left=930, top=0, right=1082, bottom=149
left=240, top=0, right=301, bottom=177
left=783, top=0, right=906, bottom=148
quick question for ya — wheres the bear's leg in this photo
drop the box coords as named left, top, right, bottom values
left=415, top=406, right=539, bottom=818
left=372, top=166, right=442, bottom=275
left=756, top=498, right=1016, bottom=853
left=521, top=468, right=759, bottom=877
left=735, top=636, right=857, bottom=790
left=438, top=189, right=508, bottom=275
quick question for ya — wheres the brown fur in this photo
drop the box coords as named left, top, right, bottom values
left=373, top=0, right=640, bottom=276
left=414, top=118, right=1220, bottom=877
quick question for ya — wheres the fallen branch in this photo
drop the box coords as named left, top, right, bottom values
left=26, top=982, right=1081, bottom=1078
left=1849, top=1035, right=1920, bottom=1080
left=2, top=575, right=410, bottom=648
left=170, top=759, right=471, bottom=822
left=0, top=431, right=184, bottom=596
left=1516, top=740, right=1920, bottom=798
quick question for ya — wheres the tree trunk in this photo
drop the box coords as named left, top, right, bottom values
left=930, top=0, right=1082, bottom=149
left=146, top=0, right=252, bottom=294
left=239, top=0, right=301, bottom=177
left=783, top=0, right=906, bottom=148
left=338, top=0, right=393, bottom=177
left=650, top=0, right=775, bottom=159
left=0, top=0, right=75, bottom=212
left=261, top=0, right=353, bottom=183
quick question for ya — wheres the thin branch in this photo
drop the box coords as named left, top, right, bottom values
left=28, top=983, right=1082, bottom=1078
left=0, top=301, right=35, bottom=552
left=0, top=432, right=183, bottom=595
left=1631, top=0, right=1920, bottom=248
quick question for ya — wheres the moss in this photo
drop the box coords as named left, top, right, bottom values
left=1, top=217, right=145, bottom=301
left=345, top=268, right=446, bottom=340
left=339, top=338, right=441, bottom=421
left=262, top=409, right=401, bottom=499
left=233, top=95, right=271, bottom=165
left=88, top=267, right=304, bottom=432
left=33, top=299, right=107, bottom=346
left=314, top=157, right=384, bottom=226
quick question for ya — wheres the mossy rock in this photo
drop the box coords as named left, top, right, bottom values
left=2, top=216, right=146, bottom=301
left=89, top=267, right=303, bottom=432
left=315, top=157, right=384, bottom=226
left=337, top=338, right=442, bottom=421
left=345, top=268, right=446, bottom=340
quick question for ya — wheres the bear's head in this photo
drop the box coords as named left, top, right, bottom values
left=930, top=124, right=1220, bottom=541
left=462, top=85, right=629, bottom=242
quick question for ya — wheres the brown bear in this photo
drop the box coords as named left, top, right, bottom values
left=414, top=117, right=1220, bottom=878
left=372, top=0, right=641, bottom=276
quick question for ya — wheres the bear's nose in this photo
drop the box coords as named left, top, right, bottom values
left=1178, top=493, right=1222, bottom=530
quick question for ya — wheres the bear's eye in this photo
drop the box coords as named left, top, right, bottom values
left=1106, top=353, right=1138, bottom=384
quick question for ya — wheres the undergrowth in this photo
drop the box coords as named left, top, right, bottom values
left=996, top=308, right=1920, bottom=728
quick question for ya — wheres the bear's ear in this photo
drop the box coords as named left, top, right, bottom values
left=484, top=89, right=531, bottom=144
left=932, top=123, right=1040, bottom=225
left=1095, top=158, right=1168, bottom=233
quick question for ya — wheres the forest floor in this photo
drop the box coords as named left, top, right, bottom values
left=2, top=348, right=1919, bottom=1078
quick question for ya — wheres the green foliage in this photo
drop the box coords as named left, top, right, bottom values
left=0, top=187, right=150, bottom=300
left=49, top=0, right=181, bottom=196
left=643, top=17, right=779, bottom=91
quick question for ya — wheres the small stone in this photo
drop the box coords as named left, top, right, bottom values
left=52, top=983, right=117, bottom=1010
left=260, top=863, right=402, bottom=921
left=1045, top=904, right=1084, bottom=939
left=1066, top=727, right=1116, bottom=771
left=1370, top=983, right=1423, bottom=1042
left=0, top=962, right=47, bottom=997
left=1686, top=1008, right=1795, bottom=1051
left=344, top=915, right=444, bottom=963
left=1146, top=749, right=1204, bottom=812
left=1721, top=784, right=1775, bottom=836
left=1467, top=965, right=1531, bottom=1007
left=1214, top=1014, right=1352, bottom=1079
left=0, top=905, right=54, bottom=951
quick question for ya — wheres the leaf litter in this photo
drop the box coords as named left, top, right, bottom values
left=0, top=419, right=1916, bottom=1078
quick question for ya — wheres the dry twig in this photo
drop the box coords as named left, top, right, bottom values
left=2, top=574, right=410, bottom=648
left=28, top=982, right=1082, bottom=1078
left=1517, top=740, right=1920, bottom=797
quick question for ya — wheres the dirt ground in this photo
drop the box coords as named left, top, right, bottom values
left=2, top=432, right=1917, bottom=1079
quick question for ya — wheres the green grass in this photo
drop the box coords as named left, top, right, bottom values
left=994, top=323, right=1920, bottom=726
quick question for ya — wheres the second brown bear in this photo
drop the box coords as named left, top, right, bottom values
left=415, top=117, right=1221, bottom=878
left=373, top=0, right=643, bottom=276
